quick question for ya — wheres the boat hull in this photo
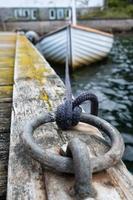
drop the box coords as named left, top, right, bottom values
left=36, top=25, right=114, bottom=70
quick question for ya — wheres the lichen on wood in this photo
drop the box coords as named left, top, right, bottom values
left=15, top=35, right=51, bottom=84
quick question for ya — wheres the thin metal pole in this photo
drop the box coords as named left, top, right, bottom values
left=72, top=0, right=77, bottom=25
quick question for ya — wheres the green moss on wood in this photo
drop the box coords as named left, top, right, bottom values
left=39, top=90, right=52, bottom=111
left=16, top=35, right=51, bottom=85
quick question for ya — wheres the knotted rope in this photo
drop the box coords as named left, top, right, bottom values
left=56, top=26, right=98, bottom=130
left=55, top=26, right=99, bottom=198
left=56, top=93, right=98, bottom=130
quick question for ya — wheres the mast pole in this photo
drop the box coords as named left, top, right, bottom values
left=72, top=0, right=77, bottom=25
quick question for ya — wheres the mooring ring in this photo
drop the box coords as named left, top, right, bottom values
left=22, top=112, right=125, bottom=174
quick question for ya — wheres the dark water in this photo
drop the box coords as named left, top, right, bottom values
left=52, top=36, right=133, bottom=172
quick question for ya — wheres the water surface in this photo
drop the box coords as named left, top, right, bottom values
left=52, top=35, right=133, bottom=172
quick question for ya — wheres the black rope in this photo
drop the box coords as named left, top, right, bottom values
left=56, top=26, right=99, bottom=130
left=55, top=26, right=100, bottom=198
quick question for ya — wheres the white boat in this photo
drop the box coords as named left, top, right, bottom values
left=36, top=24, right=113, bottom=70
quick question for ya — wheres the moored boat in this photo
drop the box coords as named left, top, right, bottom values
left=36, top=24, right=114, bottom=70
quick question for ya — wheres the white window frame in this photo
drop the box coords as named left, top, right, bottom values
left=49, top=9, right=56, bottom=20
left=18, top=9, right=23, bottom=17
left=14, top=9, right=23, bottom=18
left=65, top=8, right=71, bottom=20
left=14, top=8, right=31, bottom=19
left=14, top=9, right=18, bottom=19
left=22, top=9, right=30, bottom=18
left=31, top=9, right=37, bottom=20
left=57, top=9, right=64, bottom=20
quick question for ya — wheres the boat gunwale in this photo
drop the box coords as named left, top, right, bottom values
left=38, top=25, right=69, bottom=43
left=37, top=24, right=113, bottom=43
left=71, top=24, right=113, bottom=37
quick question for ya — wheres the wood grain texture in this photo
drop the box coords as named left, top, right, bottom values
left=0, top=104, right=11, bottom=197
left=7, top=34, right=64, bottom=200
left=7, top=34, right=133, bottom=200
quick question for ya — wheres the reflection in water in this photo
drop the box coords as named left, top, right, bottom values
left=52, top=36, right=133, bottom=172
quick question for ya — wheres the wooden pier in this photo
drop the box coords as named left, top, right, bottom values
left=0, top=32, right=133, bottom=200
left=0, top=33, right=16, bottom=198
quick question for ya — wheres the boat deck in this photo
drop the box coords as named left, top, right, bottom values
left=0, top=32, right=132, bottom=200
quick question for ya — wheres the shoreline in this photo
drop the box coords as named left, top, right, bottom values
left=1, top=19, right=133, bottom=34
left=78, top=19, right=133, bottom=34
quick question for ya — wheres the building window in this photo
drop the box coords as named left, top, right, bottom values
left=14, top=9, right=23, bottom=18
left=14, top=8, right=38, bottom=20
left=49, top=9, right=56, bottom=20
left=23, top=9, right=30, bottom=18
left=31, top=9, right=37, bottom=20
left=65, top=9, right=71, bottom=20
left=57, top=9, right=64, bottom=20
left=14, top=9, right=29, bottom=19
left=49, top=8, right=71, bottom=20
left=14, top=9, right=18, bottom=18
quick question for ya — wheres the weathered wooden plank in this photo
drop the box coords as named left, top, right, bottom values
left=0, top=103, right=11, bottom=198
left=0, top=102, right=12, bottom=197
left=0, top=56, right=14, bottom=62
left=0, top=117, right=11, bottom=133
left=0, top=52, right=15, bottom=57
left=0, top=86, right=12, bottom=102
left=0, top=68, right=14, bottom=86
left=0, top=32, right=16, bottom=198
left=0, top=104, right=12, bottom=197
left=0, top=119, right=11, bottom=133
left=0, top=48, right=15, bottom=55
left=0, top=40, right=16, bottom=44
left=0, top=102, right=12, bottom=112
left=7, top=34, right=133, bottom=200
left=0, top=132, right=10, bottom=197
left=0, top=33, right=15, bottom=87
left=7, top=34, right=58, bottom=200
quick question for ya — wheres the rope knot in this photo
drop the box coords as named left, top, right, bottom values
left=55, top=93, right=98, bottom=130
left=56, top=100, right=82, bottom=130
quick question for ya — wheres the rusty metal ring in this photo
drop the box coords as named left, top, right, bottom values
left=22, top=112, right=125, bottom=174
